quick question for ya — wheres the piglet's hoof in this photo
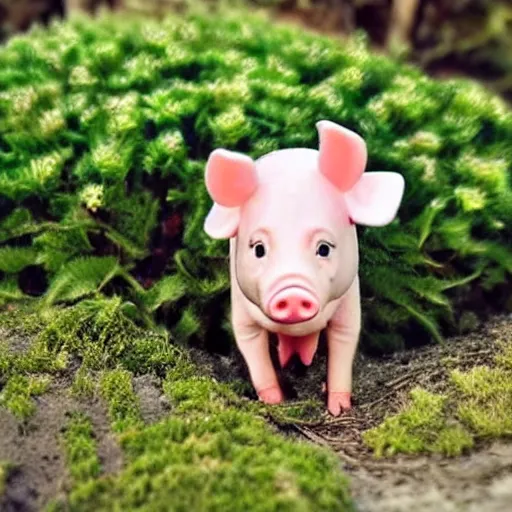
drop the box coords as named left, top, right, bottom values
left=257, top=386, right=284, bottom=405
left=327, top=391, right=352, bottom=417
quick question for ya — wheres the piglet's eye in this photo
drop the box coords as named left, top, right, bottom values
left=316, top=243, right=332, bottom=258
left=253, top=243, right=266, bottom=258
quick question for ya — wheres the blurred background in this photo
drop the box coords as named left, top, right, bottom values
left=1, top=0, right=511, bottom=102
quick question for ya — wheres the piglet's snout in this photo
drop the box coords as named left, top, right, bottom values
left=267, top=287, right=319, bottom=324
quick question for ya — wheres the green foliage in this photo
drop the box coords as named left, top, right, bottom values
left=0, top=11, right=510, bottom=352
left=0, top=374, right=51, bottom=420
left=363, top=333, right=512, bottom=456
left=62, top=412, right=102, bottom=483
left=0, top=461, right=12, bottom=497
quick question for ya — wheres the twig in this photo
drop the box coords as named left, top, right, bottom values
left=384, top=370, right=421, bottom=388
left=293, top=424, right=330, bottom=448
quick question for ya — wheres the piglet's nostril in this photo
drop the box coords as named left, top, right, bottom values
left=301, top=300, right=312, bottom=310
left=277, top=301, right=287, bottom=310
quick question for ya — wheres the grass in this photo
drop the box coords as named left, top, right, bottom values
left=363, top=334, right=512, bottom=457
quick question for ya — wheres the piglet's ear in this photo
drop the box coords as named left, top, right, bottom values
left=205, top=149, right=258, bottom=208
left=345, top=172, right=405, bottom=227
left=317, top=120, right=367, bottom=192
left=204, top=203, right=240, bottom=239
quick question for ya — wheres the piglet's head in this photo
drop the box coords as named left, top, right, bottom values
left=204, top=121, right=405, bottom=327
left=204, top=120, right=405, bottom=238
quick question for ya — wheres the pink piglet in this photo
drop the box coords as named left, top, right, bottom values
left=203, top=120, right=405, bottom=416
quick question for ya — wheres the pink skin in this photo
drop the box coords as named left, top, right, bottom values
left=204, top=120, right=405, bottom=416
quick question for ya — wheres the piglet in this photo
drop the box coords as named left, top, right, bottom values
left=203, top=120, right=405, bottom=416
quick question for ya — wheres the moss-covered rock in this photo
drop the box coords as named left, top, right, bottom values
left=0, top=9, right=510, bottom=352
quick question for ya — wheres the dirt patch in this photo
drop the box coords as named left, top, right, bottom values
left=347, top=441, right=512, bottom=512
left=0, top=380, right=74, bottom=512
left=133, top=374, right=171, bottom=424
left=0, top=379, right=127, bottom=511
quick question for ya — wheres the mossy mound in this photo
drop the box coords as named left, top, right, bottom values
left=59, top=376, right=353, bottom=511
left=363, top=329, right=512, bottom=457
left=0, top=10, right=511, bottom=353
left=0, top=303, right=353, bottom=511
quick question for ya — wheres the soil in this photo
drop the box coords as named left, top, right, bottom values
left=1, top=316, right=511, bottom=511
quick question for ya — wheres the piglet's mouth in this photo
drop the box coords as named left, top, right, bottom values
left=265, top=286, right=319, bottom=324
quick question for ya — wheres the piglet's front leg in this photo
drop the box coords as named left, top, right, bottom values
left=234, top=323, right=283, bottom=404
left=231, top=296, right=282, bottom=404
left=326, top=275, right=361, bottom=416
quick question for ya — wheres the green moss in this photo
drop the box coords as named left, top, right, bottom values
left=0, top=461, right=12, bottom=497
left=37, top=296, right=183, bottom=374
left=62, top=413, right=101, bottom=483
left=71, top=366, right=97, bottom=399
left=0, top=374, right=51, bottom=420
left=163, top=374, right=242, bottom=414
left=0, top=303, right=47, bottom=336
left=64, top=374, right=353, bottom=512
left=363, top=388, right=473, bottom=457
left=0, top=302, right=353, bottom=510
left=451, top=366, right=512, bottom=437
left=364, top=334, right=512, bottom=457
left=99, top=369, right=143, bottom=433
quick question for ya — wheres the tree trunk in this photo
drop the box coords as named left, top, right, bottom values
left=386, top=0, right=421, bottom=50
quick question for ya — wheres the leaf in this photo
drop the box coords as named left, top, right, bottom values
left=0, top=277, right=28, bottom=302
left=0, top=247, right=40, bottom=273
left=45, top=256, right=120, bottom=306
left=417, top=197, right=449, bottom=249
left=142, top=275, right=187, bottom=312
left=397, top=300, right=444, bottom=344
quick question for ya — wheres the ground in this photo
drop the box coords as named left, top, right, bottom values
left=197, top=315, right=512, bottom=511
left=1, top=305, right=511, bottom=511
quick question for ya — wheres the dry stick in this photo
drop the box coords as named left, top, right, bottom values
left=384, top=370, right=422, bottom=388
left=322, top=415, right=362, bottom=426
left=293, top=424, right=330, bottom=448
